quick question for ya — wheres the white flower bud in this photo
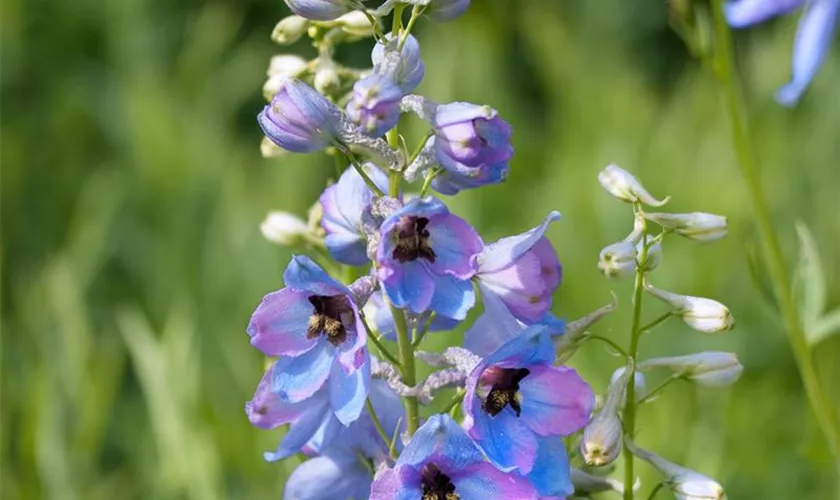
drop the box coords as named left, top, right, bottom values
left=624, top=213, right=647, bottom=244
left=263, top=55, right=309, bottom=100
left=625, top=439, right=727, bottom=500
left=271, top=15, right=309, bottom=45
left=644, top=212, right=728, bottom=242
left=306, top=199, right=323, bottom=232
left=598, top=164, right=670, bottom=207
left=260, top=211, right=309, bottom=246
left=313, top=57, right=341, bottom=94
left=610, top=367, right=647, bottom=405
left=598, top=241, right=637, bottom=280
left=260, top=136, right=287, bottom=158
left=581, top=366, right=630, bottom=466
left=639, top=352, right=743, bottom=387
left=335, top=10, right=375, bottom=37
left=644, top=281, right=734, bottom=334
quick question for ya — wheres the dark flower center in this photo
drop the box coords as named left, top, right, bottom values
left=482, top=368, right=531, bottom=417
left=392, top=216, right=436, bottom=264
left=307, top=295, right=352, bottom=346
left=420, top=463, right=459, bottom=500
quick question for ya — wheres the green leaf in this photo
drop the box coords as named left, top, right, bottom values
left=793, top=222, right=826, bottom=334
left=809, top=308, right=840, bottom=345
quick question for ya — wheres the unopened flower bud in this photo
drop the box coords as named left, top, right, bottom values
left=598, top=241, right=637, bottom=280
left=260, top=136, right=287, bottom=158
left=644, top=281, right=734, bottom=334
left=346, top=73, right=402, bottom=137
left=283, top=0, right=355, bottom=21
left=258, top=78, right=342, bottom=153
left=371, top=34, right=425, bottom=92
left=335, top=10, right=375, bottom=37
left=626, top=438, right=727, bottom=500
left=260, top=211, right=309, bottom=246
left=270, top=15, right=309, bottom=44
left=639, top=352, right=743, bottom=387
left=428, top=0, right=472, bottom=21
left=263, top=55, right=309, bottom=100
left=610, top=367, right=647, bottom=405
left=313, top=57, right=341, bottom=94
left=644, top=212, right=728, bottom=242
left=598, top=164, right=670, bottom=206
left=581, top=366, right=630, bottom=466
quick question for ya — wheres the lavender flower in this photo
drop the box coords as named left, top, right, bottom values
left=284, top=0, right=356, bottom=21
left=428, top=0, right=472, bottom=22
left=431, top=102, right=513, bottom=194
left=463, top=327, right=594, bottom=473
left=258, top=79, right=343, bottom=153
left=725, top=0, right=840, bottom=106
left=371, top=33, right=425, bottom=92
left=369, top=414, right=539, bottom=499
left=320, top=165, right=389, bottom=265
left=475, top=211, right=562, bottom=324
left=364, top=290, right=459, bottom=340
left=376, top=196, right=483, bottom=320
left=247, top=256, right=369, bottom=423
left=283, top=451, right=371, bottom=500
left=346, top=74, right=403, bottom=137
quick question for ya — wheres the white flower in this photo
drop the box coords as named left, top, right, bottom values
left=644, top=280, right=734, bottom=334
left=260, top=136, right=287, bottom=158
left=335, top=10, right=375, bottom=37
left=260, top=211, right=309, bottom=246
left=598, top=164, right=670, bottom=206
left=271, top=15, right=309, bottom=45
left=639, top=352, right=743, bottom=387
left=610, top=366, right=647, bottom=405
left=581, top=365, right=631, bottom=466
left=598, top=241, right=637, bottom=280
left=313, top=57, right=341, bottom=94
left=263, top=55, right=309, bottom=101
left=626, top=439, right=727, bottom=500
left=644, top=212, right=728, bottom=242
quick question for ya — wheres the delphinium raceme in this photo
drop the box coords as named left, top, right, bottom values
left=244, top=2, right=738, bottom=499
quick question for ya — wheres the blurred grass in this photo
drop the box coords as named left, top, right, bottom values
left=2, top=0, right=839, bottom=498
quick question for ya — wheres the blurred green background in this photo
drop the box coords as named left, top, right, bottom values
left=3, top=0, right=839, bottom=498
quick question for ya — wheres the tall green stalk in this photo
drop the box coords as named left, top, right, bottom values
left=709, top=0, right=840, bottom=458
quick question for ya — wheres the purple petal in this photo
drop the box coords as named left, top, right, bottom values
left=272, top=342, right=334, bottom=403
left=329, top=350, right=370, bottom=425
left=248, top=288, right=315, bottom=357
left=434, top=102, right=494, bottom=128
left=323, top=232, right=368, bottom=266
left=300, top=413, right=343, bottom=456
left=776, top=0, right=840, bottom=106
left=724, top=0, right=804, bottom=27
left=463, top=285, right=525, bottom=356
left=264, top=390, right=330, bottom=462
left=369, top=466, right=423, bottom=500
left=450, top=462, right=539, bottom=499
left=284, top=452, right=372, bottom=500
left=478, top=211, right=561, bottom=274
left=283, top=255, right=349, bottom=296
left=426, top=212, right=483, bottom=279
left=519, top=365, right=594, bottom=437
left=245, top=364, right=311, bottom=429
left=396, top=414, right=484, bottom=468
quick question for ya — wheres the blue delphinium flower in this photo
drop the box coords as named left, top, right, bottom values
left=247, top=255, right=369, bottom=423
left=371, top=33, right=425, bottom=93
left=346, top=74, right=404, bottom=137
left=463, top=327, right=594, bottom=474
left=369, top=414, right=539, bottom=499
left=258, top=79, right=344, bottom=152
left=376, top=196, right=483, bottom=320
left=320, top=165, right=389, bottom=265
left=281, top=379, right=405, bottom=499
left=364, top=290, right=460, bottom=340
left=283, top=0, right=355, bottom=21
left=725, top=0, right=840, bottom=105
left=431, top=102, right=513, bottom=194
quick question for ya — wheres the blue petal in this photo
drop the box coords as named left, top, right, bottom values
left=724, top=0, right=805, bottom=27
left=467, top=408, right=538, bottom=473
left=301, top=413, right=343, bottom=456
left=329, top=351, right=370, bottom=425
left=527, top=437, right=574, bottom=498
left=384, top=260, right=436, bottom=314
left=324, top=232, right=368, bottom=266
left=283, top=255, right=349, bottom=296
left=396, top=414, right=484, bottom=468
left=463, top=285, right=525, bottom=356
left=777, top=0, right=840, bottom=106
left=482, top=324, right=555, bottom=368
left=272, top=341, right=334, bottom=402
left=264, top=391, right=330, bottom=461
left=429, top=273, right=475, bottom=320
left=477, top=211, right=561, bottom=274
left=284, top=452, right=372, bottom=500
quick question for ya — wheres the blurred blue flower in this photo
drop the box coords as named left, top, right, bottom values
left=346, top=74, right=404, bottom=137
left=320, top=165, right=389, bottom=265
left=258, top=79, right=343, bottom=152
left=428, top=0, right=472, bottom=22
left=463, top=327, right=594, bottom=474
left=247, top=255, right=369, bottom=424
left=369, top=414, right=539, bottom=499
left=283, top=0, right=354, bottom=21
left=371, top=34, right=425, bottom=92
left=725, top=0, right=840, bottom=105
left=431, top=102, right=513, bottom=194
left=376, top=197, right=482, bottom=320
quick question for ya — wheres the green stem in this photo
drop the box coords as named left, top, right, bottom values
left=399, top=5, right=425, bottom=50
left=391, top=303, right=419, bottom=435
left=638, top=312, right=673, bottom=336
left=366, top=397, right=395, bottom=457
left=710, top=0, right=840, bottom=457
left=364, top=318, right=402, bottom=367
left=412, top=312, right=436, bottom=347
left=344, top=151, right=386, bottom=197
left=583, top=334, right=630, bottom=358
left=645, top=482, right=666, bottom=500
left=623, top=207, right=648, bottom=500
left=637, top=374, right=681, bottom=405
left=419, top=168, right=441, bottom=198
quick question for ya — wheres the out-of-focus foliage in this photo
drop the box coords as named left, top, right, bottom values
left=2, top=0, right=839, bottom=498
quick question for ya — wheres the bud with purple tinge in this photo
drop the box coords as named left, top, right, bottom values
left=258, top=79, right=342, bottom=153
left=346, top=74, right=403, bottom=137
left=371, top=34, right=425, bottom=93
left=284, top=0, right=356, bottom=21
left=644, top=212, right=728, bottom=242
left=428, top=0, right=472, bottom=21
left=263, top=55, right=309, bottom=101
